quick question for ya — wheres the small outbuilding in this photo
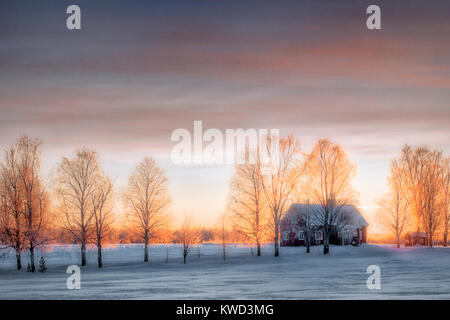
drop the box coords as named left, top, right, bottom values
left=405, top=232, right=427, bottom=246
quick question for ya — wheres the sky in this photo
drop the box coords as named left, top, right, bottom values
left=1, top=0, right=449, bottom=230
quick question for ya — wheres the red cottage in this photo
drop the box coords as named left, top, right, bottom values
left=280, top=203, right=368, bottom=246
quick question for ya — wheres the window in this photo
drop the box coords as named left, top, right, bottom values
left=283, top=231, right=289, bottom=241
left=315, top=230, right=323, bottom=241
left=297, top=230, right=304, bottom=240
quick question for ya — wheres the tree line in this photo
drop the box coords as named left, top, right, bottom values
left=0, top=136, right=254, bottom=270
left=229, top=137, right=450, bottom=254
left=228, top=136, right=358, bottom=257
left=0, top=136, right=173, bottom=270
left=1, top=135, right=448, bottom=271
left=377, top=145, right=449, bottom=248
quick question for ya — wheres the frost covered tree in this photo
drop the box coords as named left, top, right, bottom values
left=194, top=228, right=202, bottom=258
left=295, top=199, right=312, bottom=253
left=219, top=213, right=228, bottom=260
left=305, top=139, right=357, bottom=255
left=0, top=148, right=26, bottom=269
left=377, top=159, right=410, bottom=248
left=230, top=151, right=267, bottom=256
left=16, top=136, right=49, bottom=272
left=262, top=135, right=301, bottom=257
left=155, top=218, right=173, bottom=263
left=441, top=158, right=450, bottom=246
left=123, top=157, right=171, bottom=262
left=0, top=136, right=49, bottom=271
left=91, top=175, right=114, bottom=268
left=400, top=145, right=444, bottom=247
left=56, top=149, right=100, bottom=266
left=180, top=216, right=196, bottom=264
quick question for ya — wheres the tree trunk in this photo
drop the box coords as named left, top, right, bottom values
left=29, top=246, right=35, bottom=272
left=16, top=252, right=22, bottom=270
left=97, top=242, right=102, bottom=268
left=256, top=241, right=261, bottom=256
left=429, top=231, right=433, bottom=248
left=306, top=234, right=310, bottom=253
left=222, top=243, right=226, bottom=261
left=274, top=227, right=280, bottom=257
left=444, top=212, right=448, bottom=246
left=444, top=229, right=448, bottom=247
left=183, top=249, right=187, bottom=264
left=81, top=241, right=87, bottom=266
left=323, top=231, right=329, bottom=255
left=144, top=234, right=149, bottom=262
left=416, top=226, right=420, bottom=246
left=222, top=225, right=226, bottom=260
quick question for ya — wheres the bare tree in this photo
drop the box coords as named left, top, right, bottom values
left=295, top=199, right=312, bottom=253
left=194, top=228, right=202, bottom=258
left=123, top=157, right=171, bottom=262
left=421, top=150, right=443, bottom=247
left=0, top=137, right=49, bottom=271
left=160, top=228, right=173, bottom=264
left=305, top=139, right=357, bottom=255
left=400, top=145, right=443, bottom=247
left=56, top=149, right=100, bottom=266
left=180, top=215, right=196, bottom=264
left=155, top=216, right=173, bottom=263
left=16, top=136, right=49, bottom=272
left=91, top=175, right=114, bottom=268
left=219, top=213, right=229, bottom=260
left=0, top=148, right=26, bottom=269
left=377, top=159, right=410, bottom=248
left=442, top=157, right=450, bottom=246
left=262, top=135, right=301, bottom=257
left=230, top=151, right=267, bottom=256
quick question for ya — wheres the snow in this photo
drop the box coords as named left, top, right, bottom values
left=0, top=243, right=449, bottom=299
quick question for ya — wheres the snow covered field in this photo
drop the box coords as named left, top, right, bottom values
left=0, top=243, right=449, bottom=299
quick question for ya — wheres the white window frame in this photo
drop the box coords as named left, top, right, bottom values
left=297, top=230, right=304, bottom=240
left=283, top=231, right=289, bottom=241
left=315, top=230, right=323, bottom=241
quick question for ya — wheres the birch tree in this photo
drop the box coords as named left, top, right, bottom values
left=0, top=137, right=49, bottom=271
left=220, top=213, right=228, bottom=260
left=230, top=151, right=267, bottom=256
left=0, top=148, right=26, bottom=269
left=91, top=175, right=114, bottom=267
left=262, top=135, right=301, bottom=257
left=180, top=215, right=195, bottom=264
left=56, top=149, right=100, bottom=266
left=441, top=158, right=450, bottom=246
left=400, top=145, right=443, bottom=247
left=295, top=199, right=312, bottom=253
left=16, top=136, right=49, bottom=272
left=123, top=157, right=171, bottom=262
left=305, top=139, right=357, bottom=255
left=377, top=159, right=410, bottom=248
left=421, top=151, right=443, bottom=246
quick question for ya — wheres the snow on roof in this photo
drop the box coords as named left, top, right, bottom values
left=283, top=203, right=369, bottom=228
left=407, top=231, right=427, bottom=237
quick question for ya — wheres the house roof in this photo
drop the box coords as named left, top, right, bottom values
left=282, top=203, right=369, bottom=228
left=406, top=231, right=427, bottom=238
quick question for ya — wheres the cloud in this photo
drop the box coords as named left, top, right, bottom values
left=1, top=0, right=449, bottom=224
